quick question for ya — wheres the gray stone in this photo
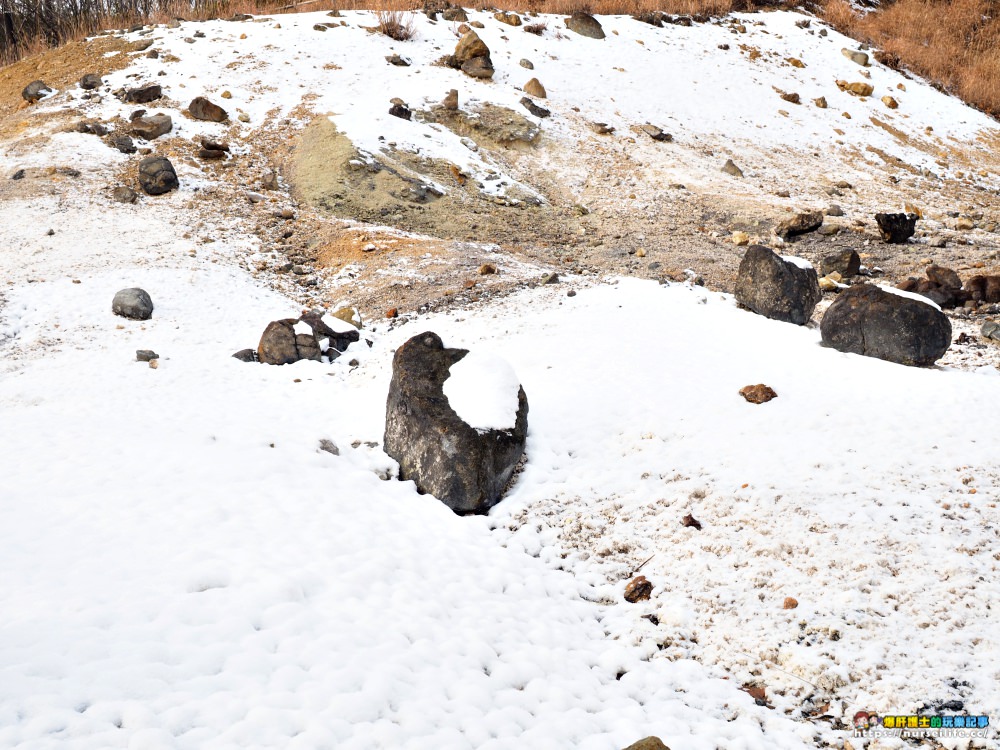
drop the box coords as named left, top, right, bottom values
left=108, top=133, right=137, bottom=154
left=232, top=348, right=258, bottom=362
left=565, top=11, right=605, bottom=39
left=112, top=288, right=154, bottom=320
left=112, top=186, right=138, bottom=203
left=981, top=320, right=1000, bottom=342
left=384, top=332, right=528, bottom=515
left=461, top=56, right=494, bottom=79
left=137, top=156, right=178, bottom=195
left=842, top=48, right=869, bottom=66
left=80, top=73, right=103, bottom=90
left=21, top=80, right=52, bottom=103
left=130, top=113, right=172, bottom=140
left=722, top=159, right=744, bottom=177
left=821, top=284, right=951, bottom=366
left=734, top=245, right=820, bottom=325
left=136, top=349, right=159, bottom=361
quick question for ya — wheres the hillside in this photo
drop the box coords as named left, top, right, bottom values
left=0, top=8, right=998, bottom=749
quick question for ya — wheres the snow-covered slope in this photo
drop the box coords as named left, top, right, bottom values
left=1, top=8, right=999, bottom=750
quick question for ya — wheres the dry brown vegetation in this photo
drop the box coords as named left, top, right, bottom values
left=1, top=0, right=998, bottom=120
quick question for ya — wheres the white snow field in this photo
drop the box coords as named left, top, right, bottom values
left=1, top=7, right=999, bottom=750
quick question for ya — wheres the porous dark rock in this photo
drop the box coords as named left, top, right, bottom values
left=123, top=84, right=162, bottom=103
left=875, top=212, right=917, bottom=244
left=388, top=103, right=412, bottom=120
left=21, top=80, right=52, bottom=103
left=188, top=96, right=228, bottom=122
left=136, top=349, right=158, bottom=361
left=130, top=113, right=172, bottom=140
left=108, top=133, right=137, bottom=154
left=520, top=96, right=550, bottom=118
left=734, top=245, right=820, bottom=325
left=112, top=288, right=154, bottom=320
left=383, top=332, right=528, bottom=515
left=137, top=156, right=178, bottom=195
left=565, top=11, right=605, bottom=39
left=820, top=284, right=951, bottom=366
left=257, top=313, right=360, bottom=366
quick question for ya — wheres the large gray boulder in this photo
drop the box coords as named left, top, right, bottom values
left=112, top=288, right=154, bottom=320
left=565, top=11, right=605, bottom=39
left=734, top=245, right=820, bottom=325
left=384, top=332, right=528, bottom=515
left=820, top=284, right=951, bottom=366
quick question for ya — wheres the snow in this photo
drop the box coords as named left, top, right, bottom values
left=1, top=7, right=999, bottom=750
left=443, top=350, right=521, bottom=431
left=781, top=255, right=814, bottom=270
left=880, top=283, right=943, bottom=310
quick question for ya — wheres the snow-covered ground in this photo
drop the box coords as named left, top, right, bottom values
left=2, top=7, right=999, bottom=750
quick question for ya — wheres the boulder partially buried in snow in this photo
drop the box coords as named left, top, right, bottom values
left=820, top=284, right=951, bottom=366
left=565, top=11, right=605, bottom=39
left=112, top=287, right=154, bottom=320
left=734, top=245, right=820, bottom=325
left=256, top=312, right=360, bottom=365
left=384, top=332, right=528, bottom=515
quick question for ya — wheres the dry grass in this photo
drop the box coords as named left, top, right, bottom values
left=374, top=8, right=416, bottom=39
left=821, top=0, right=1000, bottom=118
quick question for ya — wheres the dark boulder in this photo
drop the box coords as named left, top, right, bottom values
left=565, top=11, right=605, bottom=39
left=257, top=313, right=360, bottom=366
left=21, top=80, right=52, bottom=103
left=188, top=96, right=228, bottom=122
left=520, top=96, right=550, bottom=118
left=383, top=332, right=528, bottom=515
left=874, top=212, right=917, bottom=243
left=138, top=156, right=178, bottom=195
left=896, top=264, right=968, bottom=308
left=108, top=133, right=137, bottom=154
left=734, top=245, right=820, bottom=325
left=123, top=84, right=162, bottom=103
left=820, top=284, right=951, bottom=366
left=112, top=288, right=154, bottom=320
left=388, top=103, right=412, bottom=120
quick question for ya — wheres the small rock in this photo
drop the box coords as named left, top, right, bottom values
left=524, top=77, right=546, bottom=98
left=478, top=263, right=498, bottom=275
left=826, top=204, right=844, bottom=217
left=385, top=53, right=410, bottom=66
left=21, top=80, right=52, bottom=103
left=981, top=320, right=1000, bottom=342
left=721, top=159, right=744, bottom=177
left=783, top=596, right=799, bottom=610
left=841, top=48, right=869, bottom=66
left=494, top=11, right=521, bottom=26
left=624, top=575, right=653, bottom=603
left=955, top=216, right=975, bottom=231
left=780, top=91, right=800, bottom=104
left=881, top=95, right=898, bottom=109
left=232, top=348, right=257, bottom=362
left=389, top=103, right=412, bottom=120
left=137, top=155, right=179, bottom=196
left=840, top=80, right=874, bottom=97
left=541, top=272, right=559, bottom=284
left=108, top=133, right=137, bottom=153
left=590, top=122, right=614, bottom=135
left=639, top=123, right=672, bottom=142
left=732, top=231, right=750, bottom=246
left=813, top=96, right=828, bottom=108
left=113, top=287, right=154, bottom=320
left=739, top=384, right=777, bottom=404
left=520, top=97, right=550, bottom=118
left=622, top=738, right=670, bottom=750
left=80, top=73, right=103, bottom=90
left=112, top=186, right=138, bottom=203
left=189, top=96, right=228, bottom=122
left=386, top=307, right=399, bottom=318
left=442, top=89, right=458, bottom=110
left=318, top=438, right=340, bottom=456
left=681, top=513, right=702, bottom=530
left=123, top=84, right=162, bottom=103
left=820, top=249, right=861, bottom=278
left=519, top=58, right=534, bottom=69
left=136, top=349, right=159, bottom=361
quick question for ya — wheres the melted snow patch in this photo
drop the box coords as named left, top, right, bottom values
left=880, top=284, right=942, bottom=310
left=444, top=351, right=520, bottom=431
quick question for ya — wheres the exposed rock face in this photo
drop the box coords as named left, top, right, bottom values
left=875, top=212, right=917, bottom=243
left=775, top=210, right=823, bottom=239
left=130, top=113, right=173, bottom=140
left=565, top=11, right=605, bottom=39
left=112, top=288, right=154, bottom=320
left=188, top=96, right=228, bottom=122
left=138, top=156, right=178, bottom=196
left=734, top=245, right=820, bottom=325
left=820, top=284, right=951, bottom=366
left=383, top=332, right=528, bottom=515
